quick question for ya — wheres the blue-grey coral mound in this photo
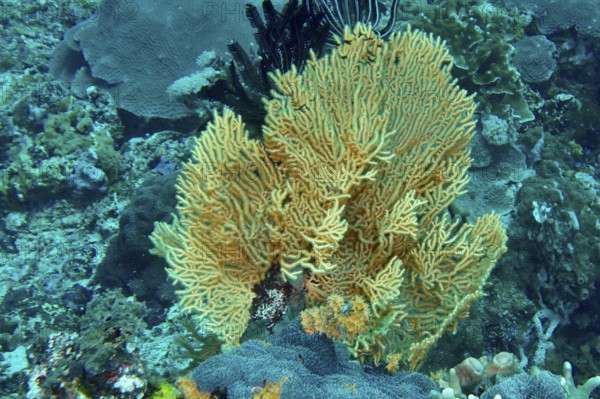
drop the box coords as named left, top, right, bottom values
left=191, top=320, right=438, bottom=399
left=480, top=371, right=564, bottom=399
left=504, top=0, right=600, bottom=38
left=513, top=35, right=557, bottom=83
left=50, top=0, right=259, bottom=120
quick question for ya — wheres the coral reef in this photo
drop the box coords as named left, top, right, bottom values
left=0, top=82, right=123, bottom=204
left=94, top=173, right=178, bottom=310
left=50, top=0, right=265, bottom=122
left=150, top=24, right=506, bottom=370
left=200, top=0, right=330, bottom=130
left=503, top=0, right=600, bottom=38
left=513, top=35, right=557, bottom=84
left=403, top=2, right=534, bottom=121
left=25, top=290, right=149, bottom=398
left=191, top=319, right=438, bottom=399
left=2, top=0, right=599, bottom=397
left=301, top=294, right=371, bottom=341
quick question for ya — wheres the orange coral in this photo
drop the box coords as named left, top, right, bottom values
left=252, top=377, right=288, bottom=399
left=177, top=377, right=211, bottom=399
left=149, top=111, right=284, bottom=345
left=150, top=23, right=506, bottom=367
left=283, top=25, right=506, bottom=369
left=180, top=376, right=288, bottom=399
left=301, top=294, right=370, bottom=341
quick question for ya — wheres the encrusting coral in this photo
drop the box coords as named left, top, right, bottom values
left=301, top=294, right=371, bottom=341
left=150, top=24, right=507, bottom=370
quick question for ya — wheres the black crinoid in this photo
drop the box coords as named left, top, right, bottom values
left=313, top=0, right=401, bottom=38
left=199, top=0, right=330, bottom=133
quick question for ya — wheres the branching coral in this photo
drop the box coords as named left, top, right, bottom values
left=150, top=110, right=285, bottom=345
left=150, top=24, right=507, bottom=368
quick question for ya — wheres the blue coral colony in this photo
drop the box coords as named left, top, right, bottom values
left=0, top=0, right=599, bottom=399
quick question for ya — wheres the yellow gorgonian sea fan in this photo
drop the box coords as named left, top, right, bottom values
left=150, top=24, right=507, bottom=367
left=150, top=110, right=285, bottom=345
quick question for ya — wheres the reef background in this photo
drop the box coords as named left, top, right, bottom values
left=0, top=0, right=599, bottom=398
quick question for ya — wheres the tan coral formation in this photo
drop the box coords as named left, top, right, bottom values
left=150, top=24, right=507, bottom=370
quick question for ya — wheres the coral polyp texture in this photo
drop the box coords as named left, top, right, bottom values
left=150, top=24, right=507, bottom=370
